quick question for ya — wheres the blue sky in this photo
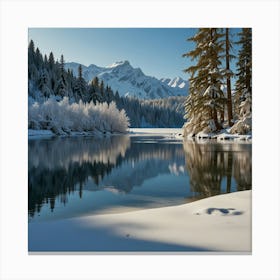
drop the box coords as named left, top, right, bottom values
left=29, top=28, right=240, bottom=80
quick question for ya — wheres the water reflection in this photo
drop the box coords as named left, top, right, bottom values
left=28, top=136, right=251, bottom=219
left=28, top=136, right=131, bottom=217
left=183, top=141, right=251, bottom=198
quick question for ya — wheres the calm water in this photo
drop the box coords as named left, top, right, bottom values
left=28, top=134, right=252, bottom=223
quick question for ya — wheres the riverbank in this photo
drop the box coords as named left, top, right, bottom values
left=28, top=128, right=252, bottom=143
left=28, top=129, right=122, bottom=139
left=29, top=190, right=251, bottom=252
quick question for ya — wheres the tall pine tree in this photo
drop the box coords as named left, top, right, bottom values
left=229, top=28, right=252, bottom=134
left=234, top=28, right=252, bottom=119
left=73, top=64, right=87, bottom=101
left=183, top=28, right=225, bottom=135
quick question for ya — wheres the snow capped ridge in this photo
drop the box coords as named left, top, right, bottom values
left=161, top=76, right=186, bottom=89
left=65, top=61, right=189, bottom=99
left=107, top=60, right=130, bottom=68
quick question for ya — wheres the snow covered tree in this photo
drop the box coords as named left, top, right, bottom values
left=55, top=54, right=67, bottom=97
left=73, top=64, right=87, bottom=101
left=183, top=28, right=226, bottom=136
left=230, top=28, right=252, bottom=134
left=38, top=68, right=51, bottom=98
left=28, top=40, right=38, bottom=80
left=92, top=76, right=99, bottom=89
left=35, top=47, right=43, bottom=69
left=234, top=28, right=252, bottom=118
left=44, top=54, right=48, bottom=66
left=48, top=52, right=55, bottom=69
left=100, top=80, right=105, bottom=100
left=59, top=54, right=65, bottom=73
left=28, top=40, right=35, bottom=55
left=28, top=97, right=130, bottom=134
left=88, top=80, right=101, bottom=104
left=56, top=75, right=67, bottom=97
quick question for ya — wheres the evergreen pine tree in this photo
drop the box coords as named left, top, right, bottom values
left=73, top=64, right=87, bottom=101
left=38, top=69, right=51, bottom=98
left=28, top=40, right=35, bottom=54
left=88, top=80, right=100, bottom=103
left=54, top=54, right=67, bottom=97
left=183, top=28, right=225, bottom=135
left=35, top=47, right=43, bottom=69
left=100, top=80, right=104, bottom=100
left=48, top=52, right=55, bottom=70
left=234, top=28, right=252, bottom=118
left=92, top=76, right=99, bottom=89
left=229, top=28, right=252, bottom=134
left=60, top=54, right=65, bottom=73
left=28, top=40, right=37, bottom=80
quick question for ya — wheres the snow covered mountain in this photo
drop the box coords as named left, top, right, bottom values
left=65, top=61, right=188, bottom=99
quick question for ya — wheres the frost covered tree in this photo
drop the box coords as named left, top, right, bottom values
left=28, top=97, right=130, bottom=134
left=183, top=28, right=226, bottom=136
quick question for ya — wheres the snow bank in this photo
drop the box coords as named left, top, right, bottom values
left=29, top=190, right=251, bottom=252
left=129, top=128, right=183, bottom=138
left=184, top=131, right=252, bottom=142
left=28, top=129, right=54, bottom=139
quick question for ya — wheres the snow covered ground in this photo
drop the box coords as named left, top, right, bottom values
left=129, top=128, right=183, bottom=138
left=28, top=127, right=251, bottom=143
left=29, top=190, right=251, bottom=252
left=28, top=129, right=55, bottom=139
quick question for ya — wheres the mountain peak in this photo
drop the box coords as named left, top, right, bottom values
left=65, top=61, right=188, bottom=99
left=107, top=60, right=130, bottom=68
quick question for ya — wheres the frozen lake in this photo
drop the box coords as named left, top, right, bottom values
left=28, top=129, right=252, bottom=223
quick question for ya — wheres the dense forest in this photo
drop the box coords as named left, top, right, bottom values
left=183, top=28, right=252, bottom=137
left=28, top=40, right=184, bottom=132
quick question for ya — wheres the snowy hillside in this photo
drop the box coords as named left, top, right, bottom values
left=65, top=61, right=188, bottom=99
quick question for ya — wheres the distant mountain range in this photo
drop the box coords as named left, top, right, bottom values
left=65, top=60, right=188, bottom=99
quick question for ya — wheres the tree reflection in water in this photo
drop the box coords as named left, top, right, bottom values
left=28, top=136, right=131, bottom=217
left=183, top=140, right=252, bottom=199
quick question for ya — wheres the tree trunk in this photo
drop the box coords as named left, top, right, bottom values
left=226, top=28, right=233, bottom=127
left=213, top=108, right=221, bottom=131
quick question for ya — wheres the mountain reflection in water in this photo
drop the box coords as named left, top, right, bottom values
left=28, top=136, right=251, bottom=219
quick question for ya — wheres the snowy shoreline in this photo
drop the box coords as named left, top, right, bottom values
left=28, top=127, right=252, bottom=142
left=28, top=129, right=126, bottom=139
left=29, top=190, right=251, bottom=252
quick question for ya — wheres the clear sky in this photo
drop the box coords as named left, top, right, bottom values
left=28, top=28, right=240, bottom=80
